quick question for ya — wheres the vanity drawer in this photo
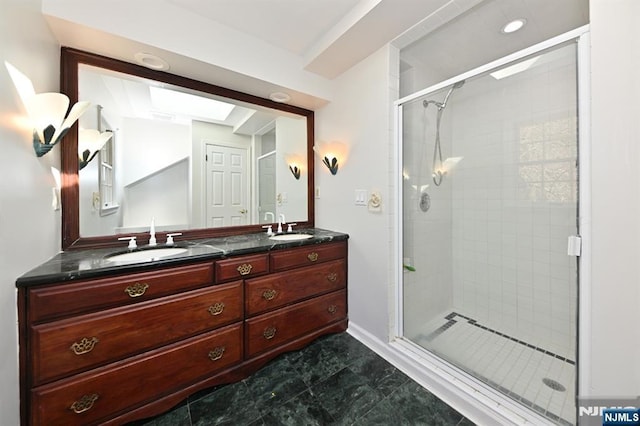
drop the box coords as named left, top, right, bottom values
left=28, top=262, right=214, bottom=322
left=30, top=324, right=242, bottom=426
left=245, top=289, right=346, bottom=357
left=215, top=253, right=269, bottom=282
left=30, top=282, right=242, bottom=386
left=270, top=241, right=347, bottom=271
left=245, top=259, right=346, bottom=316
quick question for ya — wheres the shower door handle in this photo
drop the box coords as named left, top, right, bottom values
left=567, top=235, right=581, bottom=256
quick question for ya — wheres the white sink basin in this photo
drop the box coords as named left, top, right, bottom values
left=269, top=234, right=313, bottom=241
left=106, top=247, right=188, bottom=262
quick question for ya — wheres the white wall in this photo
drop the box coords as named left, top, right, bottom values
left=122, top=159, right=190, bottom=230
left=587, top=0, right=640, bottom=398
left=315, top=45, right=397, bottom=342
left=122, top=117, right=191, bottom=187
left=275, top=116, right=308, bottom=223
left=0, top=1, right=60, bottom=424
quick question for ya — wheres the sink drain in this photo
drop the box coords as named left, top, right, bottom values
left=542, top=378, right=566, bottom=392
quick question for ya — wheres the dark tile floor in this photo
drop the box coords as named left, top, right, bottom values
left=132, top=332, right=475, bottom=426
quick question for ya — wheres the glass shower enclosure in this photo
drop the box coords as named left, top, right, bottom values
left=398, top=41, right=579, bottom=425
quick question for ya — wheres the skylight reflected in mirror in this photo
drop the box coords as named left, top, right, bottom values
left=149, top=86, right=235, bottom=121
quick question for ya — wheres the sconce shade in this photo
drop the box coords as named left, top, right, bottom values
left=322, top=156, right=339, bottom=175
left=78, top=129, right=112, bottom=170
left=289, top=165, right=301, bottom=180
left=25, top=93, right=90, bottom=157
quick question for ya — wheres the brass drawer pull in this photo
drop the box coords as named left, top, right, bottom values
left=237, top=263, right=253, bottom=276
left=208, top=302, right=225, bottom=316
left=263, top=326, right=277, bottom=340
left=70, top=393, right=99, bottom=414
left=328, top=305, right=338, bottom=314
left=262, top=289, right=277, bottom=301
left=124, top=282, right=149, bottom=298
left=70, top=337, right=99, bottom=355
left=307, top=252, right=319, bottom=262
left=208, top=346, right=226, bottom=361
left=327, top=273, right=338, bottom=282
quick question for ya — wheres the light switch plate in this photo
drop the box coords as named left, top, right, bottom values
left=355, top=189, right=367, bottom=206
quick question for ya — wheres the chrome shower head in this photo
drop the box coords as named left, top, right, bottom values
left=423, top=80, right=465, bottom=110
left=423, top=99, right=441, bottom=109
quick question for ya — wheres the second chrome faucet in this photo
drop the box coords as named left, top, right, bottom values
left=277, top=213, right=286, bottom=233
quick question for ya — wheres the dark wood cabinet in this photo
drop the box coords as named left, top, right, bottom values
left=245, top=259, right=346, bottom=315
left=18, top=240, right=348, bottom=425
left=31, top=325, right=243, bottom=426
left=215, top=253, right=270, bottom=282
left=28, top=262, right=214, bottom=323
left=245, top=289, right=347, bottom=357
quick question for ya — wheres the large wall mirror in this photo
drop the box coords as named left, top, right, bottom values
left=61, top=48, right=314, bottom=249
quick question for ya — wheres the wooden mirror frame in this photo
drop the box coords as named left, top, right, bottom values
left=60, top=47, right=314, bottom=250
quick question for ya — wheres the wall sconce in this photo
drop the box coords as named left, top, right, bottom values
left=6, top=62, right=90, bottom=157
left=78, top=129, right=112, bottom=170
left=322, top=156, right=339, bottom=175
left=289, top=165, right=301, bottom=180
left=285, top=153, right=304, bottom=180
left=26, top=93, right=90, bottom=157
left=314, top=140, right=348, bottom=176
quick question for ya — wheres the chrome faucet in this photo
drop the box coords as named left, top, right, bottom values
left=277, top=213, right=286, bottom=233
left=149, top=217, right=157, bottom=246
left=264, top=211, right=275, bottom=223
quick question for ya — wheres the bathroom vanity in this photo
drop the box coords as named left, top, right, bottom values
left=16, top=229, right=348, bottom=425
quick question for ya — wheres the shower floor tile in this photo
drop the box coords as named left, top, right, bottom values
left=414, top=312, right=575, bottom=425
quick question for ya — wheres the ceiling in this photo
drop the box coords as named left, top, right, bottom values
left=41, top=0, right=589, bottom=110
left=165, top=0, right=363, bottom=57
left=397, top=0, right=590, bottom=88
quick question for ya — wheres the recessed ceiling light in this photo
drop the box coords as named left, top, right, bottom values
left=501, top=18, right=526, bottom=34
left=269, top=92, right=291, bottom=103
left=134, top=52, right=170, bottom=71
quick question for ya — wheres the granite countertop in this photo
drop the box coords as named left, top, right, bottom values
left=16, top=228, right=349, bottom=288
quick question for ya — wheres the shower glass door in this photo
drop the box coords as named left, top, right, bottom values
left=401, top=42, right=578, bottom=425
